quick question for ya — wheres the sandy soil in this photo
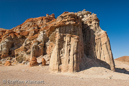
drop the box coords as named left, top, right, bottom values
left=0, top=60, right=129, bottom=86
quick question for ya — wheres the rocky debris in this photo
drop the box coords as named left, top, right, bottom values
left=6, top=57, right=12, bottom=60
left=15, top=51, right=26, bottom=63
left=22, top=61, right=29, bottom=65
left=30, top=57, right=38, bottom=66
left=0, top=59, right=6, bottom=65
left=10, top=58, right=18, bottom=65
left=42, top=58, right=46, bottom=66
left=4, top=60, right=11, bottom=66
left=0, top=9, right=115, bottom=72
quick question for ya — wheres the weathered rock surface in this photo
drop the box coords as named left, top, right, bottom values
left=78, top=10, right=115, bottom=71
left=30, top=57, right=38, bottom=66
left=4, top=60, right=11, bottom=66
left=42, top=58, right=46, bottom=66
left=0, top=10, right=115, bottom=72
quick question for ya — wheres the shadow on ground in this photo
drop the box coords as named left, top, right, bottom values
left=115, top=68, right=129, bottom=75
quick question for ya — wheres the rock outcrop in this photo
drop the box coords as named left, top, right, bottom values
left=30, top=57, right=38, bottom=66
left=77, top=10, right=115, bottom=71
left=4, top=60, right=11, bottom=66
left=42, top=58, right=46, bottom=66
left=0, top=10, right=115, bottom=72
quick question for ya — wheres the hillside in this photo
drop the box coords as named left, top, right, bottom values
left=115, top=56, right=129, bottom=62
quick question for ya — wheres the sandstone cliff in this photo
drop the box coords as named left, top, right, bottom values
left=0, top=10, right=115, bottom=72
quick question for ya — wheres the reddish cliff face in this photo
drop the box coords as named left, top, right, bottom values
left=0, top=10, right=115, bottom=72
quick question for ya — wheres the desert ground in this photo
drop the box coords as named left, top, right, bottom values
left=0, top=60, right=129, bottom=86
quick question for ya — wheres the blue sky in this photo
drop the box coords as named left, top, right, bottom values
left=0, top=0, right=129, bottom=59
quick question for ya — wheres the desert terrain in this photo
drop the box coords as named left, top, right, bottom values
left=0, top=59, right=129, bottom=86
left=0, top=10, right=129, bottom=86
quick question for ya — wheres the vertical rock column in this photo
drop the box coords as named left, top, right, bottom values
left=62, top=34, right=71, bottom=72
left=69, top=36, right=79, bottom=72
left=49, top=29, right=60, bottom=72
left=95, top=31, right=115, bottom=71
left=61, top=35, right=80, bottom=72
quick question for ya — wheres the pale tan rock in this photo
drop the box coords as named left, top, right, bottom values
left=49, top=13, right=84, bottom=72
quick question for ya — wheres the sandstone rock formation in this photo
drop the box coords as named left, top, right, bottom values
left=42, top=58, right=46, bottom=66
left=30, top=57, right=38, bottom=66
left=0, top=28, right=5, bottom=31
left=4, top=60, right=11, bottom=66
left=0, top=10, right=115, bottom=72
